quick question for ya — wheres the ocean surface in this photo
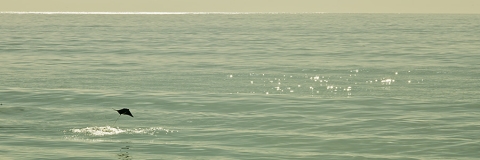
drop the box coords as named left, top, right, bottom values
left=1, top=12, right=479, bottom=160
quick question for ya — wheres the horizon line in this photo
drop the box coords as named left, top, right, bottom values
left=1, top=11, right=478, bottom=15
left=1, top=11, right=326, bottom=15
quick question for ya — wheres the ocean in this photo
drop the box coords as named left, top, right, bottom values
left=0, top=12, right=479, bottom=159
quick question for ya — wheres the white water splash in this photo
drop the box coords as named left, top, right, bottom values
left=70, top=126, right=176, bottom=136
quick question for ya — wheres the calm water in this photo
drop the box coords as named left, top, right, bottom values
left=1, top=13, right=480, bottom=159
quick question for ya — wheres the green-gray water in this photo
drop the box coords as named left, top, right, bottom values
left=1, top=13, right=479, bottom=159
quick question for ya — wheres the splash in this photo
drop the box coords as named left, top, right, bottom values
left=70, top=126, right=176, bottom=136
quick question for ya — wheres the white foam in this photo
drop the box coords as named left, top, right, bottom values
left=70, top=126, right=176, bottom=136
left=71, top=126, right=124, bottom=136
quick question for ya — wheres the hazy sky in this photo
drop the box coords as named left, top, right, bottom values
left=1, top=0, right=479, bottom=13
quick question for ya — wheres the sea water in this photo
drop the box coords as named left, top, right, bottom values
left=1, top=13, right=479, bottom=159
